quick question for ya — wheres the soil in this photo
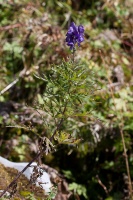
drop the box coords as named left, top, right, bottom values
left=0, top=163, right=47, bottom=200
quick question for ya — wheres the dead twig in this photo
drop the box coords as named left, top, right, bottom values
left=96, top=175, right=108, bottom=194
left=0, top=23, right=23, bottom=31
left=0, top=78, right=19, bottom=95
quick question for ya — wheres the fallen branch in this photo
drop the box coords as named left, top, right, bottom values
left=0, top=78, right=19, bottom=95
left=0, top=23, right=23, bottom=31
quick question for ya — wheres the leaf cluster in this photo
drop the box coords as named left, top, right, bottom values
left=34, top=60, right=95, bottom=135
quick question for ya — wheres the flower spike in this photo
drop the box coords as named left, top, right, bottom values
left=66, top=22, right=84, bottom=50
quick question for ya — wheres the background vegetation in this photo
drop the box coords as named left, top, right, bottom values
left=0, top=0, right=133, bottom=199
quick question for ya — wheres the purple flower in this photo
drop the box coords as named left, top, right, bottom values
left=66, top=22, right=84, bottom=50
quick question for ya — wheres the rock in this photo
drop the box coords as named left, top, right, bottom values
left=0, top=163, right=46, bottom=199
left=0, top=156, right=73, bottom=200
left=0, top=156, right=52, bottom=199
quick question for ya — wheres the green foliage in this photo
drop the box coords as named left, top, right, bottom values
left=69, top=182, right=87, bottom=199
left=0, top=0, right=133, bottom=199
left=46, top=186, right=57, bottom=200
left=25, top=193, right=37, bottom=200
left=34, top=60, right=95, bottom=138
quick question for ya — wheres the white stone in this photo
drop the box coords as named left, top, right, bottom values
left=0, top=156, right=52, bottom=193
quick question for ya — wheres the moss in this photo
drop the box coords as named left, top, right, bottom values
left=0, top=164, right=47, bottom=200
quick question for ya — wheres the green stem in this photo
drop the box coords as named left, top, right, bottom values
left=72, top=48, right=76, bottom=63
